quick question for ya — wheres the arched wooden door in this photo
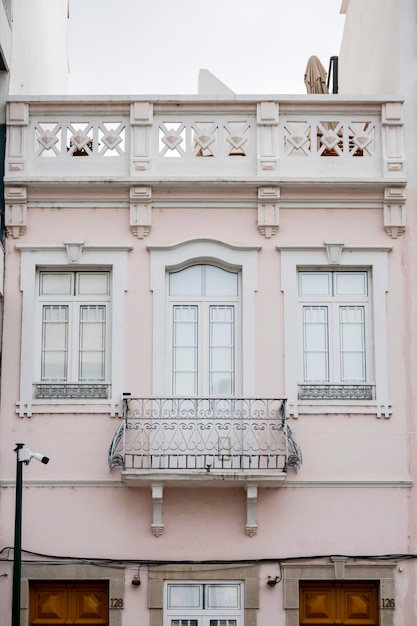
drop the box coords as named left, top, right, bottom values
left=300, top=582, right=379, bottom=625
left=30, top=582, right=109, bottom=626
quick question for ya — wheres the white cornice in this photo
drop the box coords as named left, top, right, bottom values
left=0, top=479, right=411, bottom=488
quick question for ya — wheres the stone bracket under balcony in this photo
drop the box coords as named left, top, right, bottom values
left=120, top=476, right=287, bottom=538
left=108, top=396, right=302, bottom=536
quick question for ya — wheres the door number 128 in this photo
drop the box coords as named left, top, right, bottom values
left=110, top=598, right=124, bottom=608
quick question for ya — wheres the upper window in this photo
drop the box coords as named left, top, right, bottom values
left=165, top=582, right=243, bottom=626
left=149, top=238, right=259, bottom=398
left=17, top=242, right=130, bottom=417
left=298, top=270, right=372, bottom=399
left=169, top=265, right=239, bottom=397
left=280, top=245, right=390, bottom=417
left=35, top=271, right=110, bottom=399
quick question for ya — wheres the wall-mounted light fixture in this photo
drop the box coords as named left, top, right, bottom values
left=132, top=566, right=141, bottom=586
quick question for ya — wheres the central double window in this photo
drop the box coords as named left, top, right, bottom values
left=169, top=265, right=239, bottom=397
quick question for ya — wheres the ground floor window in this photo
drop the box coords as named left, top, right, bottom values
left=299, top=581, right=379, bottom=625
left=165, top=582, right=243, bottom=626
left=29, top=581, right=109, bottom=626
left=149, top=564, right=259, bottom=626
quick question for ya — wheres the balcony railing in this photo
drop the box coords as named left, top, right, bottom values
left=5, top=97, right=405, bottom=183
left=108, top=397, right=302, bottom=478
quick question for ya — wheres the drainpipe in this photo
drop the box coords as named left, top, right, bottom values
left=327, top=56, right=339, bottom=94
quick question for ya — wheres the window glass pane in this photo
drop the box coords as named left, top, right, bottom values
left=210, top=306, right=234, bottom=396
left=211, top=348, right=234, bottom=371
left=303, top=306, right=328, bottom=381
left=210, top=621, right=237, bottom=626
left=173, top=306, right=198, bottom=395
left=335, top=272, right=367, bottom=296
left=41, top=305, right=68, bottom=380
left=170, top=265, right=238, bottom=297
left=304, top=353, right=329, bottom=382
left=78, top=273, right=109, bottom=295
left=40, top=273, right=72, bottom=295
left=299, top=272, right=331, bottom=296
left=341, top=353, right=366, bottom=381
left=172, top=621, right=198, bottom=626
left=205, top=266, right=238, bottom=296
left=210, top=372, right=233, bottom=396
left=340, top=306, right=366, bottom=381
left=173, top=373, right=197, bottom=396
left=79, top=306, right=105, bottom=381
left=206, top=585, right=240, bottom=609
left=170, top=266, right=202, bottom=296
left=42, top=352, right=68, bottom=380
left=174, top=347, right=197, bottom=370
left=168, top=585, right=202, bottom=609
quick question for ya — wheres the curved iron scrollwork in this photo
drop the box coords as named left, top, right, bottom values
left=108, top=397, right=302, bottom=473
left=108, top=421, right=126, bottom=469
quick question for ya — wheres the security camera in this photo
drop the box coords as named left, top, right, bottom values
left=18, top=448, right=49, bottom=465
left=32, top=453, right=49, bottom=464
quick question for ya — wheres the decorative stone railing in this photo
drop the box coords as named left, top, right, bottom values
left=5, top=97, right=405, bottom=181
left=4, top=97, right=406, bottom=240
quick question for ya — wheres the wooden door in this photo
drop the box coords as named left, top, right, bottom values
left=300, top=582, right=379, bottom=625
left=30, top=582, right=109, bottom=626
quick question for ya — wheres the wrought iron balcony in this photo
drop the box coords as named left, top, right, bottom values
left=109, top=397, right=302, bottom=487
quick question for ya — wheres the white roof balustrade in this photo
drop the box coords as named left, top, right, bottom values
left=4, top=96, right=405, bottom=186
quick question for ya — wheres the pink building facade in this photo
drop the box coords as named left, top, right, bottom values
left=1, top=2, right=417, bottom=622
left=0, top=89, right=412, bottom=625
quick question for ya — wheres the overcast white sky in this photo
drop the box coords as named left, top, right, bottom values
left=68, top=0, right=345, bottom=96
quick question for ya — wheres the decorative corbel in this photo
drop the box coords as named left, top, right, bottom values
left=5, top=186, right=27, bottom=238
left=130, top=186, right=152, bottom=238
left=324, top=241, right=344, bottom=265
left=245, top=484, right=258, bottom=537
left=383, top=186, right=406, bottom=238
left=258, top=187, right=280, bottom=238
left=64, top=241, right=85, bottom=264
left=151, top=483, right=164, bottom=537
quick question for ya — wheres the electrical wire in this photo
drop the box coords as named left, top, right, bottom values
left=0, top=546, right=416, bottom=569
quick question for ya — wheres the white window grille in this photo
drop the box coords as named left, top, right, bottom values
left=169, top=265, right=239, bottom=397
left=299, top=271, right=371, bottom=398
left=165, top=583, right=243, bottom=626
left=36, top=271, right=110, bottom=399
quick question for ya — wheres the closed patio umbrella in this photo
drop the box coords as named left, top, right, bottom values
left=304, top=55, right=329, bottom=94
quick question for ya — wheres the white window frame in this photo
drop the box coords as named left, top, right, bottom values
left=164, top=581, right=244, bottom=626
left=149, top=238, right=260, bottom=397
left=36, top=271, right=111, bottom=384
left=169, top=265, right=241, bottom=397
left=298, top=270, right=371, bottom=386
left=280, top=245, right=391, bottom=418
left=17, top=243, right=131, bottom=417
